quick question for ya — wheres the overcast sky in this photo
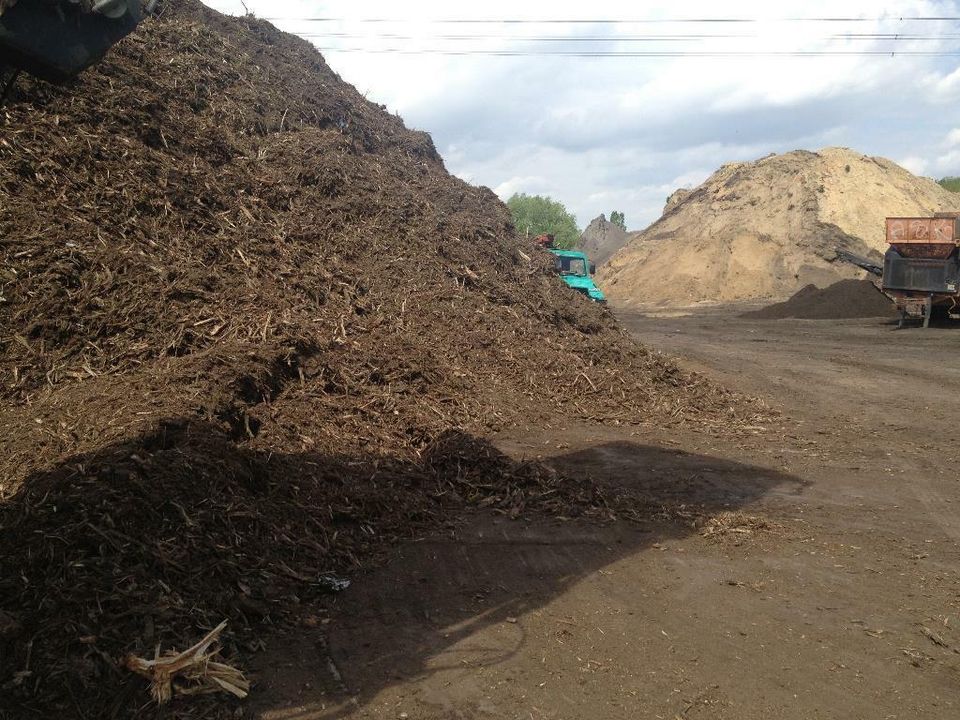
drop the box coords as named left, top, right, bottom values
left=201, top=1, right=960, bottom=231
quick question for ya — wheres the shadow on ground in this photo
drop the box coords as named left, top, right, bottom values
left=0, top=416, right=798, bottom=719
left=248, top=439, right=805, bottom=720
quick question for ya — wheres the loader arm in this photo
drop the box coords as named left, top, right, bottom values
left=835, top=248, right=883, bottom=277
left=1, top=0, right=152, bottom=84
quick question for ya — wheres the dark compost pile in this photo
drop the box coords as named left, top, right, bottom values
left=742, top=280, right=896, bottom=320
left=0, top=2, right=763, bottom=716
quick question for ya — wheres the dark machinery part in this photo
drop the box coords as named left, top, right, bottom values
left=882, top=246, right=960, bottom=296
left=0, top=0, right=153, bottom=83
left=835, top=248, right=883, bottom=277
left=897, top=296, right=940, bottom=329
left=1, top=65, right=18, bottom=101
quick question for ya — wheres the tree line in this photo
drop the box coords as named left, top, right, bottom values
left=939, top=177, right=960, bottom=192
left=507, top=193, right=625, bottom=249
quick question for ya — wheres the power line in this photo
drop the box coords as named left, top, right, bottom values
left=251, top=14, right=960, bottom=58
left=301, top=32, right=751, bottom=40
left=265, top=16, right=960, bottom=24
left=316, top=47, right=960, bottom=57
left=297, top=32, right=960, bottom=42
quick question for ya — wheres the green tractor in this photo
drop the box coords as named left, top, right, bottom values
left=534, top=234, right=606, bottom=304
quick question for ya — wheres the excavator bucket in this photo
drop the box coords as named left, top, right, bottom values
left=0, top=0, right=149, bottom=83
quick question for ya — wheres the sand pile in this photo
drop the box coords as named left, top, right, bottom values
left=0, top=2, right=762, bottom=716
left=598, top=148, right=958, bottom=307
left=576, top=214, right=630, bottom=265
left=742, top=280, right=896, bottom=320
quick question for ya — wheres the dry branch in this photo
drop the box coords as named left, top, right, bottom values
left=124, top=621, right=248, bottom=704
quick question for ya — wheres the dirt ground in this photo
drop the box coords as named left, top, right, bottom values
left=248, top=309, right=960, bottom=720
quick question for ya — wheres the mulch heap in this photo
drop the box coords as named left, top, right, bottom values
left=0, top=2, right=766, bottom=717
left=741, top=279, right=896, bottom=320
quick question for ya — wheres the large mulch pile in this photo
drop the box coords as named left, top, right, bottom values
left=0, top=2, right=765, bottom=717
left=741, top=279, right=896, bottom=320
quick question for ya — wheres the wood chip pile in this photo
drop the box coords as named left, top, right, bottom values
left=0, top=1, right=764, bottom=716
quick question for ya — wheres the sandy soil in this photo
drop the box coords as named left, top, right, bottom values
left=598, top=148, right=958, bottom=306
left=246, top=310, right=960, bottom=720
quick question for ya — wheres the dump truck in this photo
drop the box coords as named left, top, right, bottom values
left=882, top=213, right=960, bottom=327
left=533, top=233, right=606, bottom=303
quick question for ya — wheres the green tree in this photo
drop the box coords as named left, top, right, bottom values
left=609, top=210, right=626, bottom=231
left=507, top=193, right=580, bottom=249
left=938, top=176, right=960, bottom=192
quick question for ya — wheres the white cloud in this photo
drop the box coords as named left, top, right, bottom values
left=899, top=156, right=930, bottom=175
left=669, top=169, right=712, bottom=190
left=493, top=175, right=552, bottom=199
left=923, top=65, right=960, bottom=103
left=202, top=0, right=960, bottom=227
